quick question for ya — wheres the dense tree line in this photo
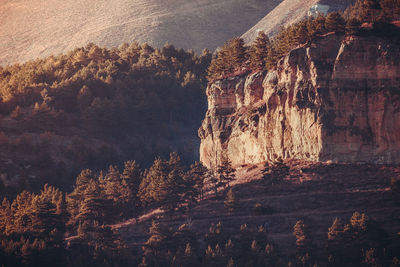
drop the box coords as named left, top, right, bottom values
left=0, top=152, right=239, bottom=266
left=0, top=42, right=211, bottom=196
left=207, top=0, right=400, bottom=81
left=0, top=185, right=69, bottom=266
left=345, top=0, right=400, bottom=23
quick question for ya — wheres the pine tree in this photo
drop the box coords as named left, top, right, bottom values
left=172, top=242, right=196, bottom=267
left=207, top=51, right=228, bottom=81
left=92, top=225, right=124, bottom=258
left=102, top=165, right=123, bottom=203
left=262, top=159, right=289, bottom=186
left=295, top=20, right=310, bottom=45
left=77, top=220, right=124, bottom=263
left=68, top=169, right=94, bottom=226
left=76, top=179, right=112, bottom=225
left=226, top=257, right=235, bottom=267
left=380, top=0, right=400, bottom=21
left=293, top=220, right=313, bottom=266
left=31, top=196, right=58, bottom=239
left=138, top=256, right=149, bottom=267
left=139, top=157, right=169, bottom=207
left=205, top=222, right=227, bottom=248
left=165, top=152, right=186, bottom=214
left=142, top=220, right=173, bottom=266
left=204, top=245, right=215, bottom=266
left=325, top=12, right=346, bottom=33
left=206, top=169, right=220, bottom=198
left=327, top=217, right=345, bottom=265
left=293, top=220, right=312, bottom=250
left=217, top=159, right=236, bottom=191
left=121, top=160, right=141, bottom=192
left=224, top=189, right=238, bottom=213
left=0, top=185, right=69, bottom=266
left=249, top=31, right=271, bottom=69
left=261, top=162, right=272, bottom=185
left=9, top=190, right=34, bottom=235
left=139, top=153, right=186, bottom=214
left=265, top=44, right=278, bottom=70
left=228, top=37, right=248, bottom=71
left=0, top=197, right=11, bottom=233
left=307, top=15, right=327, bottom=38
left=346, top=18, right=362, bottom=35
left=215, top=44, right=231, bottom=76
left=328, top=218, right=344, bottom=241
left=183, top=162, right=207, bottom=209
left=224, top=239, right=234, bottom=264
left=120, top=160, right=142, bottom=219
left=173, top=223, right=198, bottom=257
left=10, top=105, right=21, bottom=119
left=261, top=243, right=278, bottom=267
left=207, top=37, right=249, bottom=81
left=325, top=212, right=390, bottom=265
left=248, top=240, right=260, bottom=266
left=360, top=0, right=382, bottom=23
left=101, top=164, right=136, bottom=220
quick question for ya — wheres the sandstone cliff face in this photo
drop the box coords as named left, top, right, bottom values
left=199, top=34, right=400, bottom=169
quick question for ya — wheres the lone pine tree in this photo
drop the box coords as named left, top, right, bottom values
left=293, top=220, right=313, bottom=266
left=224, top=189, right=238, bottom=213
left=138, top=153, right=185, bottom=214
left=217, top=159, right=236, bottom=191
left=249, top=31, right=271, bottom=69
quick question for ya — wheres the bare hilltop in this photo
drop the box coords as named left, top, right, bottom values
left=0, top=0, right=281, bottom=66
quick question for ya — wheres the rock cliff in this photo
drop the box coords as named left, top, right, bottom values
left=199, top=33, right=400, bottom=169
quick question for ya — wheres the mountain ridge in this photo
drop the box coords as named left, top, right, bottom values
left=0, top=0, right=281, bottom=66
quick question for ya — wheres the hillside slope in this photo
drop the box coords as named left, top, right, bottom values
left=115, top=161, right=400, bottom=261
left=0, top=42, right=210, bottom=196
left=0, top=0, right=281, bottom=66
left=242, top=0, right=354, bottom=43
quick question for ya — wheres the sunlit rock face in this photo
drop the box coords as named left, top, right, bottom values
left=199, top=34, right=400, bottom=169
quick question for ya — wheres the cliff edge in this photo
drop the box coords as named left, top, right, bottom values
left=199, top=33, right=400, bottom=168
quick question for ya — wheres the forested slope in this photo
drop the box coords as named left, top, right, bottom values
left=0, top=43, right=210, bottom=195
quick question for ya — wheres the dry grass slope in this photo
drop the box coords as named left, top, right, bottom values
left=0, top=0, right=281, bottom=66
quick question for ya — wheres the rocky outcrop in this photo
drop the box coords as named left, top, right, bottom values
left=199, top=33, right=400, bottom=169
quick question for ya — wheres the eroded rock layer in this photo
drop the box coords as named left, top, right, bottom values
left=199, top=34, right=400, bottom=168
